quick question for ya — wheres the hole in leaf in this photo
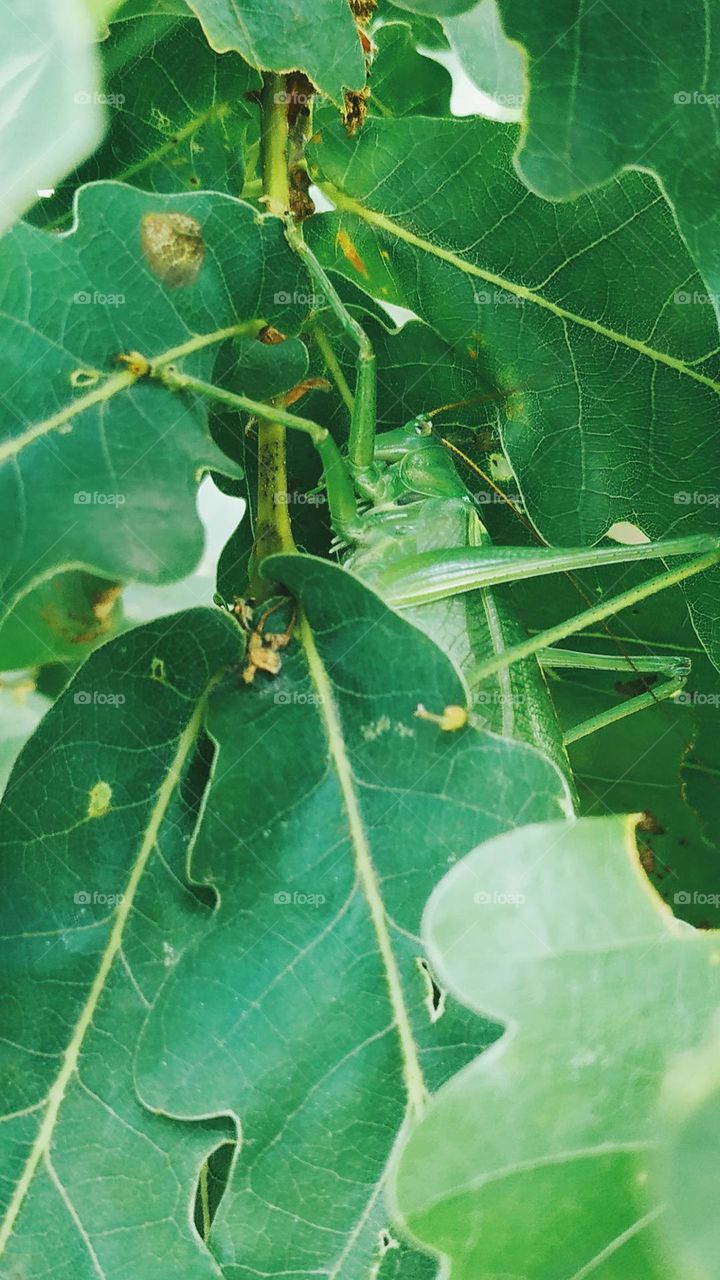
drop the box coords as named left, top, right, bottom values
left=193, top=1140, right=236, bottom=1241
left=415, top=956, right=445, bottom=1022
left=70, top=369, right=99, bottom=389
left=179, top=731, right=219, bottom=910
left=606, top=520, right=649, bottom=545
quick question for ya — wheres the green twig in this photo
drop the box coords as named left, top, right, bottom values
left=253, top=73, right=295, bottom=590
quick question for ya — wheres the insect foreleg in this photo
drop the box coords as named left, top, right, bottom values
left=153, top=365, right=362, bottom=543
left=284, top=221, right=377, bottom=477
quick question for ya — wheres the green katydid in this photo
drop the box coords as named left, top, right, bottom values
left=149, top=222, right=719, bottom=786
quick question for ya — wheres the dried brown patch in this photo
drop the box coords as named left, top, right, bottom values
left=141, top=211, right=204, bottom=288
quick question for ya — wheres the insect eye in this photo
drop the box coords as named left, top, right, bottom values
left=414, top=417, right=432, bottom=436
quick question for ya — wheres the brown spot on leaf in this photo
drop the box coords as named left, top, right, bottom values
left=637, top=811, right=665, bottom=836
left=349, top=0, right=376, bottom=18
left=638, top=845, right=655, bottom=875
left=289, top=166, right=316, bottom=223
left=285, top=71, right=316, bottom=130
left=87, top=781, right=112, bottom=819
left=342, top=88, right=370, bottom=136
left=258, top=325, right=287, bottom=345
left=141, top=211, right=204, bottom=288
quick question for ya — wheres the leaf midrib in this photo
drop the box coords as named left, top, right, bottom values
left=321, top=184, right=720, bottom=400
left=0, top=319, right=262, bottom=467
left=0, top=688, right=211, bottom=1258
left=298, top=609, right=429, bottom=1118
left=44, top=102, right=231, bottom=233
